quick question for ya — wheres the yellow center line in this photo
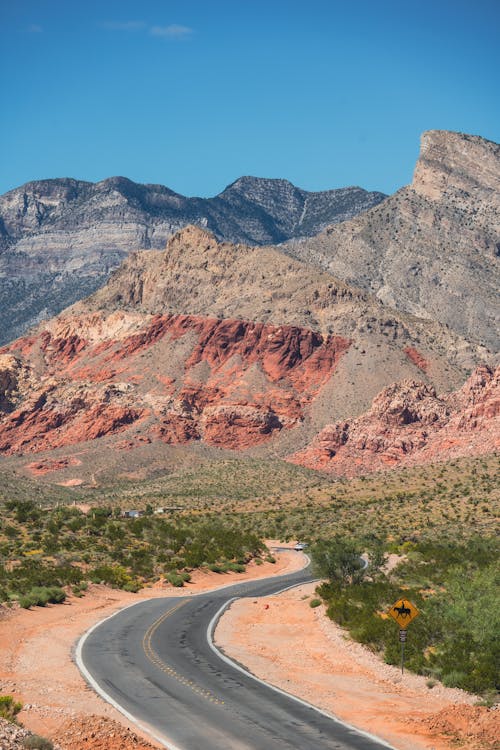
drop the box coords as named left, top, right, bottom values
left=142, top=601, right=225, bottom=706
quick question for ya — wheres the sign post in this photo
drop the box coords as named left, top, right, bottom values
left=388, top=598, right=419, bottom=675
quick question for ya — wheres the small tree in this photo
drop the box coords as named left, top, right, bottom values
left=312, top=538, right=366, bottom=587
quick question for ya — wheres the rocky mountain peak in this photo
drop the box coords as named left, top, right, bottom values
left=0, top=173, right=386, bottom=345
left=285, top=130, right=499, bottom=350
left=412, top=129, right=500, bottom=201
left=163, top=224, right=221, bottom=264
left=0, top=177, right=90, bottom=237
left=221, top=176, right=301, bottom=203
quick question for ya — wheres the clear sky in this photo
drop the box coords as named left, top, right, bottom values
left=1, top=0, right=499, bottom=197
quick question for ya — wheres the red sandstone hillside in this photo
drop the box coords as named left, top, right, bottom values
left=0, top=226, right=493, bottom=483
left=291, top=365, right=500, bottom=475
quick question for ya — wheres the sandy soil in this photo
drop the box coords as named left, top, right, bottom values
left=215, top=583, right=499, bottom=750
left=0, top=546, right=300, bottom=749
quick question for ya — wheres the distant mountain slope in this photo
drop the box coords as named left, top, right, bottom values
left=285, top=131, right=500, bottom=351
left=0, top=175, right=385, bottom=345
left=0, top=226, right=489, bottom=485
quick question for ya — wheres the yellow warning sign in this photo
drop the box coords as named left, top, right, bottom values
left=388, top=598, right=419, bottom=628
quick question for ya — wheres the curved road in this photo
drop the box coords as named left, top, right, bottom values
left=78, top=556, right=393, bottom=750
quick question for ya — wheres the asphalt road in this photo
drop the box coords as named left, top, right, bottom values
left=79, top=557, right=393, bottom=750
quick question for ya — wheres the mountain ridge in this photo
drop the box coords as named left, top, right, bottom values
left=0, top=175, right=385, bottom=345
left=284, top=130, right=500, bottom=350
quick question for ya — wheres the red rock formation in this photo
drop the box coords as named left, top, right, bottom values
left=0, top=313, right=350, bottom=454
left=291, top=365, right=500, bottom=475
left=203, top=405, right=283, bottom=449
left=26, top=456, right=82, bottom=475
left=404, top=346, right=429, bottom=372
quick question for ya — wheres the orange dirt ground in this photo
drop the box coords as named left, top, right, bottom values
left=1, top=547, right=497, bottom=750
left=216, top=582, right=499, bottom=750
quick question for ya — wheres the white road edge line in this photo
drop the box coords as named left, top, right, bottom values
left=75, top=599, right=182, bottom=750
left=206, top=578, right=397, bottom=750
left=74, top=551, right=309, bottom=750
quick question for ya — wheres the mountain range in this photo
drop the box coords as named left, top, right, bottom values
left=0, top=129, right=497, bottom=486
left=0, top=175, right=385, bottom=345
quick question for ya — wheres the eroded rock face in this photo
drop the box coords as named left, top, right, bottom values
left=287, top=130, right=500, bottom=350
left=291, top=365, right=500, bottom=475
left=0, top=354, right=31, bottom=412
left=413, top=131, right=500, bottom=201
left=0, top=311, right=350, bottom=454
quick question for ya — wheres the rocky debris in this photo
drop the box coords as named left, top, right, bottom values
left=410, top=704, right=500, bottom=750
left=291, top=364, right=500, bottom=474
left=0, top=718, right=62, bottom=750
left=0, top=175, right=385, bottom=345
left=54, top=715, right=158, bottom=750
left=286, top=130, right=500, bottom=350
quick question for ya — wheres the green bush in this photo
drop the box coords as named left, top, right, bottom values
left=0, top=694, right=22, bottom=721
left=17, top=586, right=66, bottom=608
left=223, top=562, right=246, bottom=573
left=208, top=563, right=223, bottom=573
left=89, top=564, right=136, bottom=589
left=166, top=572, right=185, bottom=587
left=309, top=598, right=322, bottom=608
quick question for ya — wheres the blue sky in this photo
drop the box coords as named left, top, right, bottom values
left=1, top=0, right=499, bottom=197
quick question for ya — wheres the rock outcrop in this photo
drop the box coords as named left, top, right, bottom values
left=0, top=175, right=385, bottom=345
left=291, top=365, right=500, bottom=475
left=286, top=130, right=500, bottom=350
left=0, top=310, right=350, bottom=455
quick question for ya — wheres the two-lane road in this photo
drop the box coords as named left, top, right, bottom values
left=78, top=558, right=393, bottom=750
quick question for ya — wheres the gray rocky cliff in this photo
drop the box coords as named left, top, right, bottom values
left=285, top=131, right=500, bottom=351
left=0, top=176, right=385, bottom=344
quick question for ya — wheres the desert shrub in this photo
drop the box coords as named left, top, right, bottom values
left=0, top=694, right=22, bottom=721
left=122, top=581, right=141, bottom=593
left=208, top=563, right=223, bottom=573
left=166, top=572, right=185, bottom=587
left=309, top=598, right=322, bottom=608
left=312, top=538, right=366, bottom=586
left=222, top=562, right=245, bottom=573
left=22, top=736, right=54, bottom=750
left=89, top=564, right=133, bottom=588
left=17, top=586, right=66, bottom=608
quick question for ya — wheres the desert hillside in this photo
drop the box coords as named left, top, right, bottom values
left=0, top=224, right=492, bottom=484
left=286, top=130, right=500, bottom=350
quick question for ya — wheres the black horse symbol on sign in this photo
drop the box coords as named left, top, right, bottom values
left=394, top=601, right=411, bottom=619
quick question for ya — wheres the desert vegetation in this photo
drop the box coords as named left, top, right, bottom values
left=312, top=536, right=499, bottom=696
left=0, top=452, right=497, bottom=696
left=0, top=499, right=265, bottom=604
